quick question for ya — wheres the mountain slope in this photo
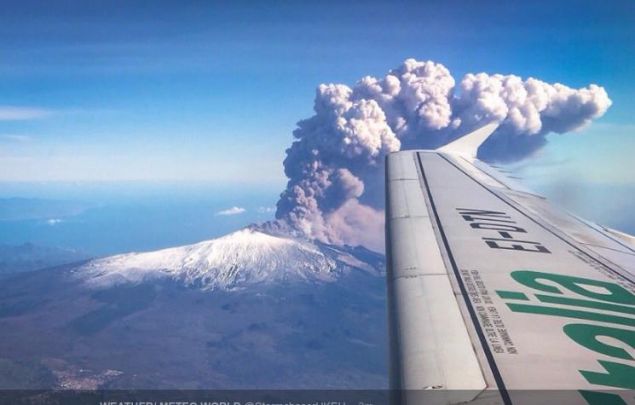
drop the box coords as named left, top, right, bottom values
left=76, top=228, right=380, bottom=290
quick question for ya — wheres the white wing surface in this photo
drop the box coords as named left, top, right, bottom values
left=385, top=125, right=635, bottom=404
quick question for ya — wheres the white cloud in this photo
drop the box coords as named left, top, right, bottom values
left=257, top=206, right=275, bottom=214
left=216, top=206, right=246, bottom=216
left=0, top=106, right=53, bottom=121
left=46, top=218, right=63, bottom=225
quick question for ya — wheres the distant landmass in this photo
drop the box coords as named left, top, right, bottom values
left=0, top=243, right=90, bottom=277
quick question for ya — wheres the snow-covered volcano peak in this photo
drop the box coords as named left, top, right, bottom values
left=76, top=227, right=382, bottom=291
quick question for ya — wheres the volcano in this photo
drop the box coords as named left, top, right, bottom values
left=0, top=227, right=387, bottom=389
left=76, top=227, right=380, bottom=290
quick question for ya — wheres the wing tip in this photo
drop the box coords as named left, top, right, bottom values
left=438, top=121, right=500, bottom=159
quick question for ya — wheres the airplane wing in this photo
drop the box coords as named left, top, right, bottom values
left=385, top=124, right=635, bottom=404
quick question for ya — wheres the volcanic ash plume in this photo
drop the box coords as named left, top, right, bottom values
left=274, top=59, right=611, bottom=251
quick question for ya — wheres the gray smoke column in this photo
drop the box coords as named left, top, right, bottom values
left=275, top=59, right=611, bottom=251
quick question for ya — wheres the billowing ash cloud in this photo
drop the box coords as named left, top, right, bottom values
left=274, top=59, right=611, bottom=251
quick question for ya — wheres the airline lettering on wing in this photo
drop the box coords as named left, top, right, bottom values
left=456, top=208, right=550, bottom=254
left=497, top=271, right=635, bottom=404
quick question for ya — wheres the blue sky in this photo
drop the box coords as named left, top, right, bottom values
left=0, top=0, right=633, bottom=185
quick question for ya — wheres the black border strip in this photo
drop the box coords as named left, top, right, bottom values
left=415, top=152, right=513, bottom=405
left=437, top=153, right=635, bottom=285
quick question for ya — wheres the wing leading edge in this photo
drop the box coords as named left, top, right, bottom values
left=385, top=126, right=635, bottom=404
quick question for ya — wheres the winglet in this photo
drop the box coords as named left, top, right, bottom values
left=438, top=122, right=499, bottom=159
